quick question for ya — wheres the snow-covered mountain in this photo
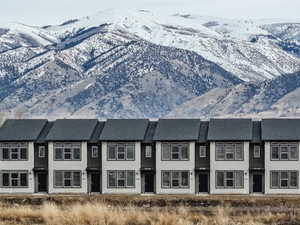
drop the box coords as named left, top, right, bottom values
left=0, top=9, right=300, bottom=118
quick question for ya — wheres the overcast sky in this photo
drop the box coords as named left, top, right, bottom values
left=1, top=0, right=300, bottom=26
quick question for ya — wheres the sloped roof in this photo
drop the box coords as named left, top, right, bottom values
left=262, top=119, right=300, bottom=140
left=252, top=121, right=262, bottom=143
left=207, top=119, right=252, bottom=140
left=99, top=119, right=149, bottom=141
left=143, top=121, right=158, bottom=143
left=198, top=121, right=209, bottom=143
left=153, top=119, right=201, bottom=141
left=46, top=119, right=98, bottom=141
left=0, top=119, right=48, bottom=141
left=36, top=122, right=54, bottom=144
left=90, top=122, right=105, bottom=143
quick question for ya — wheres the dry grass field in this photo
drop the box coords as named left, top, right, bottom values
left=0, top=195, right=299, bottom=225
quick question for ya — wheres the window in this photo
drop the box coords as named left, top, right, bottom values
left=145, top=146, right=152, bottom=158
left=161, top=143, right=189, bottom=160
left=91, top=146, right=98, bottom=158
left=107, top=143, right=135, bottom=160
left=253, top=146, right=261, bottom=158
left=54, top=143, right=81, bottom=160
left=216, top=171, right=244, bottom=189
left=54, top=171, right=81, bottom=188
left=107, top=171, right=135, bottom=188
left=271, top=143, right=298, bottom=160
left=0, top=171, right=28, bottom=187
left=216, top=143, right=244, bottom=161
left=270, top=171, right=298, bottom=189
left=38, top=146, right=46, bottom=158
left=161, top=171, right=190, bottom=188
left=199, top=146, right=206, bottom=158
left=0, top=143, right=28, bottom=160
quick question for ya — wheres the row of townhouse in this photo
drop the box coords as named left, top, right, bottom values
left=0, top=118, right=300, bottom=194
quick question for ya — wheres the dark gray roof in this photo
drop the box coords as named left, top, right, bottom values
left=153, top=119, right=201, bottom=141
left=36, top=122, right=54, bottom=144
left=0, top=119, right=48, bottom=141
left=46, top=119, right=98, bottom=141
left=207, top=119, right=252, bottom=140
left=90, top=122, right=105, bottom=143
left=143, top=122, right=158, bottom=143
left=99, top=119, right=149, bottom=141
left=262, top=119, right=300, bottom=140
left=198, top=121, right=209, bottom=143
left=252, top=121, right=261, bottom=143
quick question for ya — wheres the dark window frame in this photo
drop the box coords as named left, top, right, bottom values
left=53, top=143, right=82, bottom=161
left=253, top=145, right=261, bottom=158
left=0, top=170, right=29, bottom=188
left=215, top=142, right=244, bottom=161
left=107, top=170, right=136, bottom=188
left=161, top=143, right=190, bottom=161
left=161, top=170, right=190, bottom=189
left=0, top=143, right=28, bottom=161
left=215, top=170, right=244, bottom=189
left=53, top=170, right=82, bottom=188
left=107, top=143, right=135, bottom=161
left=270, top=143, right=299, bottom=161
left=38, top=146, right=46, bottom=158
left=270, top=170, right=299, bottom=189
left=91, top=146, right=99, bottom=158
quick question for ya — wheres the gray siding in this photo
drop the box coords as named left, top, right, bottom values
left=87, top=144, right=101, bottom=169
left=34, top=144, right=48, bottom=169
left=249, top=143, right=264, bottom=169
left=195, top=144, right=210, bottom=169
left=141, top=144, right=155, bottom=169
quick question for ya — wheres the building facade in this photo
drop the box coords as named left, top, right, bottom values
left=0, top=118, right=300, bottom=195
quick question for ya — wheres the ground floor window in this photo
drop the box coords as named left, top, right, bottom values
left=107, top=170, right=135, bottom=188
left=0, top=171, right=28, bottom=187
left=54, top=171, right=81, bottom=188
left=216, top=170, right=244, bottom=189
left=161, top=171, right=189, bottom=188
left=270, top=171, right=298, bottom=189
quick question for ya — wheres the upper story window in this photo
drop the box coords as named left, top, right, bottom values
left=54, top=143, right=81, bottom=161
left=0, top=143, right=28, bottom=161
left=216, top=170, right=244, bottom=189
left=215, top=142, right=243, bottom=161
left=91, top=146, right=99, bottom=158
left=161, top=143, right=189, bottom=161
left=145, top=146, right=152, bottom=158
left=107, top=143, right=135, bottom=161
left=0, top=171, right=28, bottom=187
left=271, top=171, right=298, bottom=189
left=253, top=145, right=261, bottom=158
left=199, top=146, right=206, bottom=158
left=271, top=143, right=298, bottom=161
left=38, top=146, right=46, bottom=158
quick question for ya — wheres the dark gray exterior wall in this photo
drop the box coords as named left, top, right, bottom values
left=195, top=143, right=210, bottom=169
left=141, top=144, right=156, bottom=169
left=87, top=143, right=101, bottom=169
left=34, top=144, right=48, bottom=169
left=249, top=143, right=264, bottom=169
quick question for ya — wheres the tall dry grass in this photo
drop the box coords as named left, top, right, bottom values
left=0, top=202, right=298, bottom=225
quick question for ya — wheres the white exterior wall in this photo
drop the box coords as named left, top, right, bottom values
left=0, top=142, right=35, bottom=193
left=102, top=142, right=141, bottom=194
left=210, top=142, right=250, bottom=194
left=156, top=142, right=195, bottom=194
left=265, top=142, right=300, bottom=194
left=48, top=142, right=88, bottom=194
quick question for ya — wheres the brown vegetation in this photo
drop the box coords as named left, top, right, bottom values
left=0, top=197, right=298, bottom=225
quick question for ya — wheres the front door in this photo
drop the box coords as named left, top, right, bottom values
left=199, top=173, right=209, bottom=193
left=144, top=173, right=154, bottom=193
left=91, top=173, right=100, bottom=193
left=37, top=172, right=47, bottom=192
left=253, top=174, right=263, bottom=193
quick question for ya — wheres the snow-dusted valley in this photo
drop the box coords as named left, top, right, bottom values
left=1, top=9, right=300, bottom=118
